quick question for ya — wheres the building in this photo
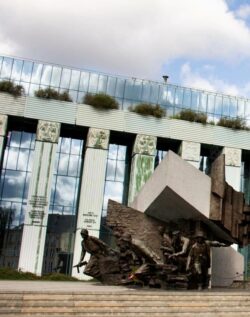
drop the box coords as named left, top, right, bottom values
left=0, top=54, right=249, bottom=279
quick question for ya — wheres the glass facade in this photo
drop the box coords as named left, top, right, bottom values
left=100, top=144, right=130, bottom=241
left=42, top=137, right=84, bottom=275
left=1, top=55, right=250, bottom=124
left=0, top=131, right=35, bottom=268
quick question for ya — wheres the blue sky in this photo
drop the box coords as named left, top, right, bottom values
left=1, top=0, right=250, bottom=98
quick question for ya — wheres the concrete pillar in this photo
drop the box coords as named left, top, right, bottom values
left=0, top=114, right=8, bottom=164
left=222, top=147, right=242, bottom=191
left=128, top=134, right=157, bottom=206
left=72, top=128, right=110, bottom=278
left=18, top=120, right=60, bottom=275
left=179, top=140, right=201, bottom=169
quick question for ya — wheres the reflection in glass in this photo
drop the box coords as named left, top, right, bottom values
left=51, top=67, right=62, bottom=87
left=102, top=144, right=129, bottom=218
left=79, top=71, right=90, bottom=92
left=88, top=73, right=98, bottom=93
left=0, top=131, right=35, bottom=269
left=98, top=75, right=108, bottom=93
left=60, top=68, right=71, bottom=89
left=42, top=136, right=84, bottom=275
left=70, top=70, right=80, bottom=90
left=1, top=55, right=250, bottom=124
left=1, top=57, right=13, bottom=79
left=41, top=65, right=52, bottom=86
left=107, top=77, right=116, bottom=96
left=31, top=63, right=43, bottom=84
left=11, top=59, right=23, bottom=81
left=21, top=61, right=33, bottom=82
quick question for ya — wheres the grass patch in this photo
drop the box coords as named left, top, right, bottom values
left=129, top=103, right=166, bottom=118
left=83, top=93, right=119, bottom=110
left=0, top=268, right=79, bottom=281
left=0, top=80, right=24, bottom=97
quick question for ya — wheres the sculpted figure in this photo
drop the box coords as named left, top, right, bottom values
left=167, top=230, right=190, bottom=272
left=74, top=228, right=114, bottom=278
left=186, top=231, right=229, bottom=290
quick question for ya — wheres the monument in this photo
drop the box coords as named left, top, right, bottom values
left=74, top=151, right=248, bottom=289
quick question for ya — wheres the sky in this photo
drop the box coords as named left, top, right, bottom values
left=1, top=0, right=250, bottom=98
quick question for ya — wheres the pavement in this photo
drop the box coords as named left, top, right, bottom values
left=0, top=281, right=129, bottom=293
left=0, top=280, right=249, bottom=293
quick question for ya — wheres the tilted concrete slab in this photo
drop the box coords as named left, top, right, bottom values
left=131, top=150, right=235, bottom=242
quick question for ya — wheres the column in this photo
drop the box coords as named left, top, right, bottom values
left=222, top=147, right=241, bottom=191
left=128, top=134, right=157, bottom=206
left=18, top=120, right=60, bottom=275
left=0, top=114, right=8, bottom=164
left=72, top=128, right=110, bottom=278
left=179, top=141, right=201, bottom=169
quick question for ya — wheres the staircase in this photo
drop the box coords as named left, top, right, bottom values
left=1, top=289, right=250, bottom=316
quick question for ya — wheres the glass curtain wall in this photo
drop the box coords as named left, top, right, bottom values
left=1, top=55, right=250, bottom=124
left=42, top=137, right=84, bottom=275
left=0, top=131, right=35, bottom=268
left=100, top=144, right=130, bottom=243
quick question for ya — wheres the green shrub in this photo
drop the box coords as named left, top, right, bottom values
left=41, top=273, right=79, bottom=281
left=83, top=93, right=119, bottom=110
left=35, top=88, right=72, bottom=102
left=173, top=109, right=207, bottom=124
left=217, top=117, right=247, bottom=130
left=0, top=267, right=38, bottom=280
left=0, top=80, right=24, bottom=97
left=129, top=103, right=166, bottom=118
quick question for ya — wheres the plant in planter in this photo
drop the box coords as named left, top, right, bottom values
left=128, top=103, right=166, bottom=118
left=217, top=117, right=247, bottom=130
left=173, top=109, right=207, bottom=124
left=83, top=93, right=119, bottom=110
left=35, top=88, right=72, bottom=102
left=0, top=80, right=24, bottom=97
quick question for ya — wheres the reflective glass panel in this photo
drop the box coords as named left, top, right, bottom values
left=115, top=78, right=125, bottom=98
left=1, top=57, right=13, bottom=79
left=70, top=70, right=80, bottom=90
left=21, top=61, right=33, bottom=82
left=175, top=87, right=184, bottom=106
left=101, top=144, right=129, bottom=219
left=237, top=99, right=245, bottom=118
left=215, top=95, right=223, bottom=115
left=150, top=83, right=159, bottom=104
left=79, top=71, right=90, bottom=92
left=31, top=63, right=43, bottom=84
left=42, top=136, right=84, bottom=276
left=51, top=67, right=62, bottom=87
left=88, top=73, right=98, bottom=93
left=41, top=65, right=52, bottom=85
left=60, top=68, right=71, bottom=89
left=97, top=74, right=108, bottom=93
left=107, top=77, right=116, bottom=96
left=183, top=88, right=191, bottom=108
left=11, top=59, right=23, bottom=81
left=0, top=131, right=35, bottom=269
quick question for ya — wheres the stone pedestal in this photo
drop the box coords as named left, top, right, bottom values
left=179, top=141, right=201, bottom=169
left=72, top=128, right=110, bottom=279
left=128, top=134, right=157, bottom=206
left=18, top=120, right=60, bottom=275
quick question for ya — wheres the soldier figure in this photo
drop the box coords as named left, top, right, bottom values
left=74, top=228, right=112, bottom=278
left=186, top=231, right=229, bottom=290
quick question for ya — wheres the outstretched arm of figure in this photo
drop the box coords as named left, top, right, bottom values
left=207, top=240, right=230, bottom=247
left=169, top=237, right=190, bottom=258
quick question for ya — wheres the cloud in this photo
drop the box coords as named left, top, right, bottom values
left=0, top=0, right=250, bottom=80
left=180, top=62, right=250, bottom=98
left=235, top=4, right=250, bottom=20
